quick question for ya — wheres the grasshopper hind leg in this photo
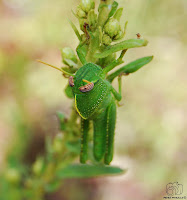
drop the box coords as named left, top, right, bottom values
left=104, top=99, right=117, bottom=165
left=80, top=119, right=89, bottom=164
left=93, top=110, right=108, bottom=162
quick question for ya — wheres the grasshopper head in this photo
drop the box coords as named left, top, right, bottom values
left=70, top=63, right=104, bottom=95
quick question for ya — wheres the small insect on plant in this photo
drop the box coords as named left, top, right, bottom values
left=136, top=33, right=141, bottom=39
left=38, top=0, right=153, bottom=165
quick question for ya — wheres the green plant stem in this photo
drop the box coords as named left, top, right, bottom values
left=103, top=49, right=127, bottom=74
left=86, top=30, right=100, bottom=62
left=24, top=105, right=80, bottom=199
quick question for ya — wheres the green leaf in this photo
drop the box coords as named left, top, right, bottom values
left=95, top=39, right=148, bottom=58
left=108, top=1, right=118, bottom=18
left=76, top=44, right=88, bottom=65
left=98, top=4, right=108, bottom=12
left=113, top=8, right=123, bottom=21
left=107, top=56, right=153, bottom=82
left=68, top=19, right=82, bottom=42
left=57, top=164, right=126, bottom=178
left=64, top=84, right=74, bottom=99
left=61, top=66, right=77, bottom=74
left=63, top=59, right=78, bottom=68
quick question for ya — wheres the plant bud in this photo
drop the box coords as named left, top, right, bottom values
left=80, top=0, right=95, bottom=13
left=79, top=18, right=89, bottom=32
left=5, top=168, right=21, bottom=184
left=114, top=30, right=123, bottom=40
left=88, top=10, right=97, bottom=30
left=104, top=18, right=121, bottom=38
left=102, top=34, right=112, bottom=46
left=61, top=47, right=78, bottom=64
left=32, top=158, right=44, bottom=176
left=76, top=5, right=87, bottom=18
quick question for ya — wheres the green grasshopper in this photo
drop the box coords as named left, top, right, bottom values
left=38, top=59, right=121, bottom=165
left=71, top=62, right=121, bottom=165
left=38, top=45, right=153, bottom=165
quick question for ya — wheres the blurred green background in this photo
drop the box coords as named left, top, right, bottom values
left=0, top=0, right=186, bottom=199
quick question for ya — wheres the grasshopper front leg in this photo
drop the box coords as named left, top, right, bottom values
left=80, top=118, right=89, bottom=164
left=105, top=99, right=116, bottom=165
left=108, top=74, right=123, bottom=102
left=111, top=86, right=122, bottom=101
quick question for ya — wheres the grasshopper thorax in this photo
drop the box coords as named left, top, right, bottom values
left=71, top=63, right=110, bottom=119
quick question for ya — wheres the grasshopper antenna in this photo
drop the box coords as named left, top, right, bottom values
left=37, top=60, right=75, bottom=77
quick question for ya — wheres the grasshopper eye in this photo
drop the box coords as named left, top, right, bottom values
left=69, top=76, right=74, bottom=87
left=79, top=82, right=94, bottom=92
